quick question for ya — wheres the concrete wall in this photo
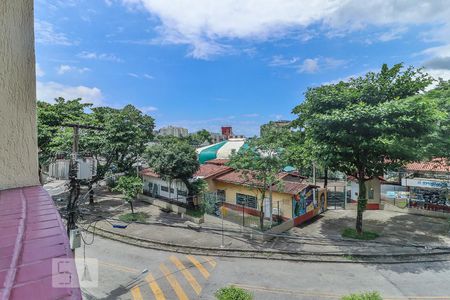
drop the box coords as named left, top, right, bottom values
left=350, top=178, right=381, bottom=205
left=138, top=194, right=187, bottom=214
left=0, top=0, right=39, bottom=190
left=142, top=175, right=188, bottom=203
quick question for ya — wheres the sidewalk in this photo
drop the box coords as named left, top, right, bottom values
left=77, top=188, right=450, bottom=262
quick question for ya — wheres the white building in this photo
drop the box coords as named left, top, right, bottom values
left=141, top=169, right=189, bottom=203
left=157, top=126, right=189, bottom=138
left=348, top=176, right=384, bottom=210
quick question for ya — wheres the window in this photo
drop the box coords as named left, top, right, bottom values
left=161, top=186, right=168, bottom=192
left=177, top=189, right=187, bottom=197
left=170, top=188, right=174, bottom=193
left=368, top=188, right=374, bottom=200
left=236, top=193, right=257, bottom=209
left=217, top=189, right=226, bottom=202
left=147, top=182, right=153, bottom=191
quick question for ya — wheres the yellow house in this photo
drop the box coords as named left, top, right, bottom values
left=212, top=170, right=327, bottom=225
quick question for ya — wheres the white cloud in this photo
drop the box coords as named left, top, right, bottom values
left=35, top=19, right=74, bottom=46
left=299, top=58, right=319, bottom=73
left=37, top=81, right=104, bottom=106
left=57, top=65, right=91, bottom=75
left=378, top=27, right=408, bottom=42
left=269, top=55, right=300, bottom=67
left=425, top=69, right=450, bottom=82
left=421, top=45, right=450, bottom=72
left=36, top=63, right=45, bottom=77
left=78, top=51, right=123, bottom=62
left=422, top=45, right=450, bottom=59
left=121, top=0, right=450, bottom=59
left=128, top=72, right=140, bottom=78
left=139, top=106, right=158, bottom=113
left=128, top=73, right=155, bottom=79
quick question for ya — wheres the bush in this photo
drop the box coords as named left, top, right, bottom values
left=341, top=291, right=382, bottom=300
left=342, top=228, right=379, bottom=240
left=215, top=286, right=253, bottom=300
left=119, top=212, right=149, bottom=222
left=186, top=208, right=204, bottom=218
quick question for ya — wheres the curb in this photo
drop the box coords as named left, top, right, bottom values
left=84, top=224, right=450, bottom=264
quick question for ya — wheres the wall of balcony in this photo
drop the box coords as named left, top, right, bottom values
left=0, top=0, right=39, bottom=190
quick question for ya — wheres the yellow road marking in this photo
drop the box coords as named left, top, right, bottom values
left=202, top=256, right=217, bottom=268
left=186, top=255, right=209, bottom=279
left=146, top=273, right=166, bottom=300
left=130, top=286, right=144, bottom=300
left=170, top=256, right=202, bottom=295
left=100, top=261, right=140, bottom=274
left=160, top=263, right=189, bottom=300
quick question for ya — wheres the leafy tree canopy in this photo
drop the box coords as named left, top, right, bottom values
left=189, top=129, right=213, bottom=146
left=113, top=176, right=142, bottom=214
left=416, top=79, right=450, bottom=160
left=145, top=138, right=200, bottom=196
left=37, top=98, right=155, bottom=178
left=228, top=124, right=291, bottom=229
left=292, top=63, right=438, bottom=232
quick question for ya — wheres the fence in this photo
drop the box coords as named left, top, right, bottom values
left=201, top=192, right=288, bottom=232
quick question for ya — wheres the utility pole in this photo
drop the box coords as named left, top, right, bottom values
left=62, top=124, right=104, bottom=247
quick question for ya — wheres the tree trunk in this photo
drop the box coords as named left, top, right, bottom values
left=324, top=167, right=328, bottom=188
left=269, top=185, right=273, bottom=227
left=88, top=182, right=94, bottom=205
left=259, top=198, right=264, bottom=230
left=259, top=190, right=265, bottom=230
left=130, top=200, right=134, bottom=214
left=356, top=174, right=367, bottom=234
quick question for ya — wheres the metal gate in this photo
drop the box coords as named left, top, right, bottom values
left=327, top=185, right=347, bottom=209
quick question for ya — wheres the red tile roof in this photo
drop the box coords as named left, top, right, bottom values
left=278, top=181, right=311, bottom=194
left=215, top=170, right=313, bottom=195
left=347, top=175, right=386, bottom=182
left=0, top=186, right=81, bottom=300
left=194, top=164, right=232, bottom=179
left=404, top=158, right=450, bottom=173
left=205, top=159, right=229, bottom=166
left=141, top=165, right=232, bottom=180
left=140, top=168, right=160, bottom=178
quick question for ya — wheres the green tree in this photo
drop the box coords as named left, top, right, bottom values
left=113, top=176, right=142, bottom=214
left=417, top=80, right=450, bottom=160
left=228, top=125, right=291, bottom=229
left=292, top=64, right=437, bottom=233
left=37, top=99, right=155, bottom=203
left=91, top=105, right=155, bottom=177
left=145, top=139, right=200, bottom=203
left=37, top=98, right=91, bottom=164
left=189, top=129, right=213, bottom=146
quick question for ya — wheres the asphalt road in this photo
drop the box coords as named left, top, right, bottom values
left=75, top=236, right=450, bottom=300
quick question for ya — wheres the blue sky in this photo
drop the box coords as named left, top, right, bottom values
left=35, top=0, right=450, bottom=136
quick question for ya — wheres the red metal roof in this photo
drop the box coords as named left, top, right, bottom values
left=194, top=164, right=232, bottom=179
left=404, top=158, right=450, bottom=173
left=0, top=186, right=81, bottom=300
